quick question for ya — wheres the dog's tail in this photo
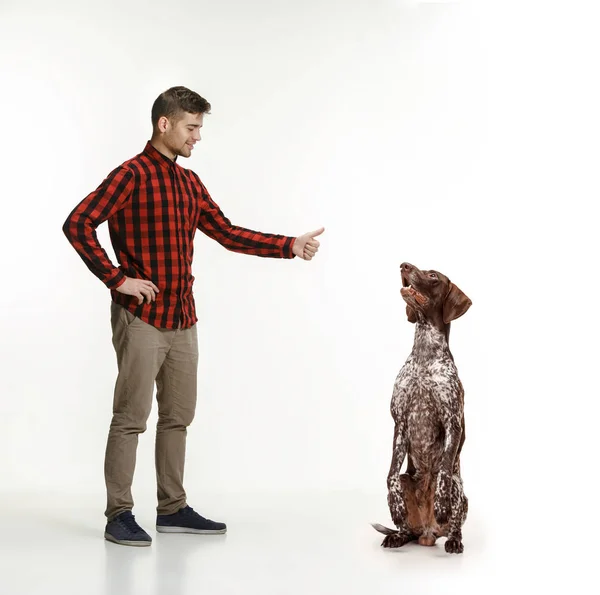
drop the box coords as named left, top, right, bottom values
left=371, top=523, right=398, bottom=535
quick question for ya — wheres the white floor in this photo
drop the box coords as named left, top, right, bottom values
left=0, top=490, right=583, bottom=595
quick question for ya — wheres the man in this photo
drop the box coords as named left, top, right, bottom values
left=62, top=86, right=324, bottom=547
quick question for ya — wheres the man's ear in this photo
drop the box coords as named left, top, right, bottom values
left=406, top=305, right=417, bottom=323
left=158, top=116, right=169, bottom=133
left=443, top=282, right=472, bottom=324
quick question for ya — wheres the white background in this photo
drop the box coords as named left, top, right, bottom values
left=0, top=0, right=597, bottom=593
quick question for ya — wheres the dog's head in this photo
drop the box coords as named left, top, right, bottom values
left=400, top=262, right=472, bottom=326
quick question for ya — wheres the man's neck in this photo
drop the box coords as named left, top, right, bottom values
left=150, top=138, right=176, bottom=161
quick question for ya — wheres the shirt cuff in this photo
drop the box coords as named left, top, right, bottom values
left=105, top=269, right=126, bottom=289
left=285, top=237, right=296, bottom=259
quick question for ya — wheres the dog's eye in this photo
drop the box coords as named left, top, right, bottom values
left=429, top=273, right=437, bottom=279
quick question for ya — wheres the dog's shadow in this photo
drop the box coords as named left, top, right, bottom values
left=372, top=534, right=464, bottom=559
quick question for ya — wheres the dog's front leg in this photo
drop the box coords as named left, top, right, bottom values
left=384, top=423, right=412, bottom=547
left=444, top=474, right=468, bottom=554
left=434, top=415, right=462, bottom=526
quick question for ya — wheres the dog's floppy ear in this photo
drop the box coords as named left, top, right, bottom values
left=443, top=283, right=472, bottom=324
left=406, top=305, right=417, bottom=323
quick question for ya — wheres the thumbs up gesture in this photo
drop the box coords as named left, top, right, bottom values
left=292, top=227, right=325, bottom=261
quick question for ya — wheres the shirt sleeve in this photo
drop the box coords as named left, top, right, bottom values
left=195, top=175, right=296, bottom=259
left=62, top=166, right=135, bottom=288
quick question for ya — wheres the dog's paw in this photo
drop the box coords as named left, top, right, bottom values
left=381, top=532, right=412, bottom=548
left=444, top=538, right=464, bottom=554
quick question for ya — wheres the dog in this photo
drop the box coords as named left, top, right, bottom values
left=372, top=262, right=472, bottom=554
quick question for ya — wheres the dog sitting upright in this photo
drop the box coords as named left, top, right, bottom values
left=373, top=262, right=472, bottom=554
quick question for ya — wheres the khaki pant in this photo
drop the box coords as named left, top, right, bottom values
left=104, top=302, right=198, bottom=520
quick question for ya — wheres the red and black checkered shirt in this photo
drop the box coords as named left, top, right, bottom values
left=63, top=141, right=296, bottom=329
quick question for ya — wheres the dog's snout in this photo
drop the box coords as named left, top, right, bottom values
left=400, top=262, right=413, bottom=272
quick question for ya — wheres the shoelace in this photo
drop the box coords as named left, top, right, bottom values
left=182, top=506, right=208, bottom=522
left=119, top=513, right=143, bottom=534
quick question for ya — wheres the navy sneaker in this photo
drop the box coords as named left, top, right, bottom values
left=156, top=505, right=227, bottom=534
left=104, top=511, right=152, bottom=547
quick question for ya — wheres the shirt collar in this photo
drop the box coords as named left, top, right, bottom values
left=143, top=141, right=178, bottom=170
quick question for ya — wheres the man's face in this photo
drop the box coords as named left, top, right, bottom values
left=164, top=112, right=203, bottom=158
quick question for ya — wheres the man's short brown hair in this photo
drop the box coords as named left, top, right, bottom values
left=151, top=86, right=211, bottom=128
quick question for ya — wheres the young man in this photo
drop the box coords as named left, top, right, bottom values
left=63, top=86, right=324, bottom=547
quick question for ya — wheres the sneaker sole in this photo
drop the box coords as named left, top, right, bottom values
left=104, top=532, right=152, bottom=546
left=155, top=526, right=227, bottom=535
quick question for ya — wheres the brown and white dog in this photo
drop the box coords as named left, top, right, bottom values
left=373, top=262, right=472, bottom=554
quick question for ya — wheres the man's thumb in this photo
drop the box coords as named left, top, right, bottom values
left=309, top=226, right=325, bottom=238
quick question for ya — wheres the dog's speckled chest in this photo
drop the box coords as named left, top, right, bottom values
left=391, top=322, right=464, bottom=450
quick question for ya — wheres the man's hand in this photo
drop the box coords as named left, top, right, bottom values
left=116, top=277, right=160, bottom=304
left=292, top=227, right=325, bottom=261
